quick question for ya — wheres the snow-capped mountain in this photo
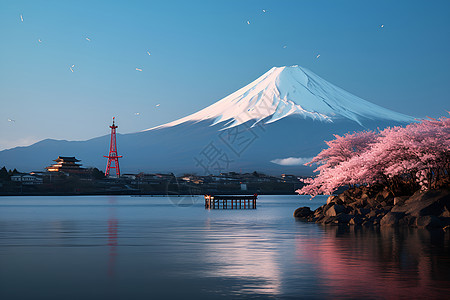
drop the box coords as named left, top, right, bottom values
left=147, top=65, right=413, bottom=130
left=0, top=65, right=414, bottom=174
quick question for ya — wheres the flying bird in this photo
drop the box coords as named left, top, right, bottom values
left=247, top=20, right=250, bottom=25
left=147, top=51, right=151, bottom=55
left=262, top=9, right=266, bottom=13
left=381, top=24, right=384, bottom=28
left=136, top=68, right=143, bottom=72
left=20, top=14, right=23, bottom=22
left=70, top=65, right=75, bottom=72
left=134, top=112, right=140, bottom=116
left=86, top=37, right=91, bottom=41
left=8, top=118, right=15, bottom=122
left=316, top=54, right=321, bottom=59
left=156, top=104, right=160, bottom=107
left=70, top=67, right=74, bottom=72
left=38, top=39, right=42, bottom=43
left=283, top=45, right=287, bottom=49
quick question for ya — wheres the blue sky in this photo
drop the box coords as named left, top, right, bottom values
left=1, top=0, right=449, bottom=150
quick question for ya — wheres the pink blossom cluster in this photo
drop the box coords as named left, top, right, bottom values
left=297, top=115, right=450, bottom=197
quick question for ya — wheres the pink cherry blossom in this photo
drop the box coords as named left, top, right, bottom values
left=297, top=115, right=450, bottom=197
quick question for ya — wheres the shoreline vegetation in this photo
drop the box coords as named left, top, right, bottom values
left=295, top=115, right=450, bottom=230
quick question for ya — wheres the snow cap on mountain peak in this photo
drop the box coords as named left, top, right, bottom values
left=146, top=65, right=414, bottom=131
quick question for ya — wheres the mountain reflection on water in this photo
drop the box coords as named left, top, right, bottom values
left=0, top=195, right=449, bottom=299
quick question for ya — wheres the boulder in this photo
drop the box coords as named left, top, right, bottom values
left=440, top=207, right=450, bottom=218
left=380, top=189, right=392, bottom=199
left=334, top=213, right=352, bottom=224
left=440, top=217, right=450, bottom=227
left=394, top=196, right=409, bottom=206
left=325, top=204, right=345, bottom=217
left=326, top=195, right=337, bottom=204
left=380, top=212, right=405, bottom=227
left=320, top=215, right=335, bottom=224
left=340, top=193, right=356, bottom=205
left=373, top=217, right=382, bottom=226
left=294, top=187, right=450, bottom=230
left=347, top=207, right=357, bottom=215
left=416, top=215, right=443, bottom=229
left=398, top=215, right=416, bottom=226
left=357, top=198, right=368, bottom=207
left=315, top=215, right=326, bottom=223
left=314, top=209, right=323, bottom=218
left=382, top=206, right=393, bottom=212
left=357, top=207, right=370, bottom=216
left=367, top=197, right=379, bottom=207
left=375, top=194, right=385, bottom=203
left=360, top=193, right=369, bottom=201
left=294, top=207, right=313, bottom=219
left=349, top=215, right=364, bottom=225
left=367, top=210, right=378, bottom=218
left=362, top=220, right=373, bottom=227
left=391, top=189, right=450, bottom=217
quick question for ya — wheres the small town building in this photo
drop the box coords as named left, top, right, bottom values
left=11, top=174, right=43, bottom=185
left=281, top=174, right=299, bottom=181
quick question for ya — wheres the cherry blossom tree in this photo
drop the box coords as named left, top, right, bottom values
left=297, top=115, right=450, bottom=197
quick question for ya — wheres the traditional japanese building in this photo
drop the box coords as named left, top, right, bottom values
left=46, top=156, right=87, bottom=175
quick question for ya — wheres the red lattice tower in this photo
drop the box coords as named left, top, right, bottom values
left=104, top=117, right=123, bottom=178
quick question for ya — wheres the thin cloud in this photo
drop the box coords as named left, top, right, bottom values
left=270, top=157, right=313, bottom=166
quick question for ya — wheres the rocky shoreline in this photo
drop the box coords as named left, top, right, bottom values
left=295, top=186, right=450, bottom=230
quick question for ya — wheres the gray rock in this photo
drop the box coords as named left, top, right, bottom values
left=294, top=207, right=313, bottom=218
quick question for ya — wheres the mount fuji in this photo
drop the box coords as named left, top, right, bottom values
left=0, top=65, right=414, bottom=175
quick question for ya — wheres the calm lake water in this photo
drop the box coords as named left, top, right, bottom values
left=0, top=195, right=449, bottom=299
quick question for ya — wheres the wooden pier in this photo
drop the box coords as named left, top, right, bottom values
left=204, top=194, right=257, bottom=209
